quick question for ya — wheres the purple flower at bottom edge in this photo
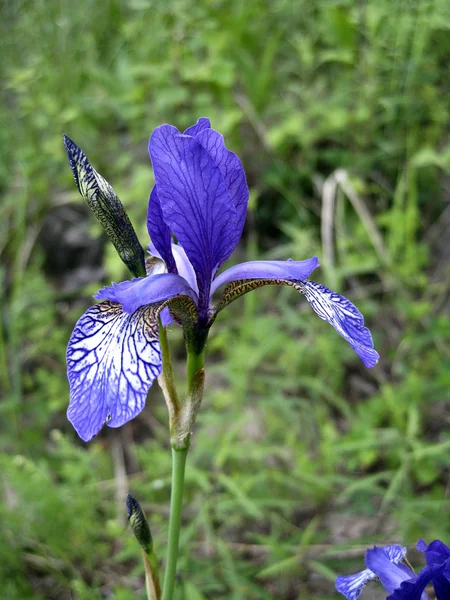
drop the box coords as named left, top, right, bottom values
left=336, top=541, right=450, bottom=600
left=63, top=118, right=380, bottom=442
left=392, top=539, right=450, bottom=600
left=336, top=545, right=412, bottom=600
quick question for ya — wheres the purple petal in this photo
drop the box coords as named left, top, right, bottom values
left=300, top=280, right=379, bottom=368
left=147, top=118, right=212, bottom=272
left=67, top=302, right=162, bottom=442
left=417, top=541, right=450, bottom=600
left=365, top=547, right=413, bottom=594
left=387, top=562, right=450, bottom=600
left=336, top=569, right=376, bottom=600
left=210, top=257, right=320, bottom=296
left=183, top=117, right=211, bottom=137
left=335, top=545, right=406, bottom=600
left=95, top=273, right=197, bottom=315
left=149, top=124, right=237, bottom=314
left=147, top=186, right=176, bottom=273
left=417, top=539, right=428, bottom=553
left=195, top=128, right=249, bottom=252
left=418, top=539, right=450, bottom=565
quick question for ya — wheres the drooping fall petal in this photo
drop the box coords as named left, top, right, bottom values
left=67, top=301, right=162, bottom=442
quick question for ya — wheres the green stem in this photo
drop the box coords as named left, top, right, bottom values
left=161, top=441, right=189, bottom=600
left=162, top=349, right=205, bottom=600
left=186, top=350, right=205, bottom=393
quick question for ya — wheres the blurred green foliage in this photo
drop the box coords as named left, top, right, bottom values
left=1, top=0, right=450, bottom=598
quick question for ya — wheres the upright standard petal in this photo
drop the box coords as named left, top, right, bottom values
left=63, top=135, right=146, bottom=277
left=195, top=128, right=249, bottom=250
left=67, top=301, right=162, bottom=442
left=210, top=258, right=320, bottom=296
left=183, top=117, right=211, bottom=137
left=299, top=280, right=379, bottom=368
left=95, top=272, right=198, bottom=315
left=147, top=186, right=176, bottom=273
left=417, top=539, right=450, bottom=566
left=149, top=125, right=237, bottom=314
left=417, top=540, right=450, bottom=600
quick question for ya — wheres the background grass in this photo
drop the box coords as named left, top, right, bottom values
left=1, top=0, right=450, bottom=598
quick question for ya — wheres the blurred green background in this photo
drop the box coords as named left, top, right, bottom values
left=1, top=0, right=450, bottom=598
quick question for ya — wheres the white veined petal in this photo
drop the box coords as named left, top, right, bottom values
left=336, top=569, right=376, bottom=600
left=300, top=280, right=379, bottom=368
left=67, top=301, right=162, bottom=442
left=385, top=545, right=407, bottom=563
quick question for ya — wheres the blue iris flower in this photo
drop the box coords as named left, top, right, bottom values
left=336, top=541, right=450, bottom=600
left=63, top=118, right=379, bottom=442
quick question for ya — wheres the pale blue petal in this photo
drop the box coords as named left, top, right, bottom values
left=336, top=569, right=376, bottom=600
left=300, top=280, right=379, bottom=368
left=67, top=302, right=162, bottom=442
left=172, top=243, right=199, bottom=295
left=336, top=546, right=407, bottom=600
left=147, top=186, right=176, bottom=273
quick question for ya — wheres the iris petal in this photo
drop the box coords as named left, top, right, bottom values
left=418, top=539, right=450, bottom=564
left=147, top=186, right=176, bottom=273
left=210, top=258, right=319, bottom=295
left=146, top=118, right=212, bottom=269
left=211, top=268, right=378, bottom=367
left=149, top=124, right=237, bottom=314
left=300, top=280, right=379, bottom=368
left=417, top=540, right=450, bottom=600
left=336, top=569, right=376, bottom=600
left=385, top=546, right=408, bottom=562
left=336, top=545, right=407, bottom=600
left=365, top=547, right=412, bottom=594
left=172, top=243, right=199, bottom=295
left=195, top=128, right=249, bottom=252
left=67, top=301, right=162, bottom=442
left=183, top=117, right=211, bottom=137
left=387, top=562, right=448, bottom=600
left=95, top=272, right=198, bottom=315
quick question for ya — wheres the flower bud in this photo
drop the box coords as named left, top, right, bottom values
left=63, top=135, right=146, bottom=277
left=126, top=494, right=153, bottom=554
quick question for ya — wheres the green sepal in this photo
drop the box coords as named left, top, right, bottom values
left=126, top=494, right=153, bottom=554
left=63, top=135, right=146, bottom=278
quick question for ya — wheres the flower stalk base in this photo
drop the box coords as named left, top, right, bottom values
left=161, top=441, right=190, bottom=600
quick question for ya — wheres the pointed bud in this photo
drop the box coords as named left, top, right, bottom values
left=126, top=494, right=153, bottom=554
left=63, top=135, right=146, bottom=278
